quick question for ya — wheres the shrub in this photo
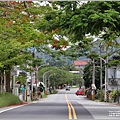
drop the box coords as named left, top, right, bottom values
left=95, top=89, right=100, bottom=100
left=53, top=89, right=58, bottom=94
left=110, top=89, right=120, bottom=100
left=0, top=92, right=21, bottom=107
left=41, top=94, right=47, bottom=98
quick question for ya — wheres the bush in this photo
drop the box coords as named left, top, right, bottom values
left=95, top=89, right=100, bottom=100
left=41, top=94, right=47, bottom=98
left=110, top=89, right=120, bottom=100
left=0, top=92, right=21, bottom=107
left=53, top=89, right=58, bottom=94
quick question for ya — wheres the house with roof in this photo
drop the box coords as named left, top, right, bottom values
left=74, top=60, right=89, bottom=69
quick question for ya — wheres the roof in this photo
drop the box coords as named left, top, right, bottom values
left=74, top=60, right=89, bottom=66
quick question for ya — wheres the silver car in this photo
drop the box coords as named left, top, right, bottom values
left=66, top=86, right=70, bottom=91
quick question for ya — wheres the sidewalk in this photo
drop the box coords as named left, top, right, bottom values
left=77, top=96, right=120, bottom=119
left=83, top=96, right=120, bottom=106
left=0, top=102, right=30, bottom=113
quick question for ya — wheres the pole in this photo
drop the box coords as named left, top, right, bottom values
left=100, top=58, right=103, bottom=101
left=48, top=73, right=55, bottom=91
left=106, top=46, right=108, bottom=102
left=104, top=62, right=107, bottom=102
left=0, top=74, right=2, bottom=93
left=92, top=59, right=95, bottom=85
left=100, top=44, right=103, bottom=101
left=91, top=59, right=95, bottom=101
left=43, top=70, right=52, bottom=91
left=26, top=77, right=28, bottom=102
left=12, top=75, right=15, bottom=95
left=4, top=70, right=6, bottom=92
left=99, top=57, right=107, bottom=102
left=31, top=72, right=34, bottom=101
left=35, top=70, right=38, bottom=99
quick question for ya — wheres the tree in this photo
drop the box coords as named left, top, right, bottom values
left=0, top=1, right=54, bottom=92
left=38, top=66, right=80, bottom=88
left=38, top=1, right=120, bottom=57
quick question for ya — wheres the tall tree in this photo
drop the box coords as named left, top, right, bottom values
left=0, top=1, right=53, bottom=92
left=38, top=1, right=120, bottom=57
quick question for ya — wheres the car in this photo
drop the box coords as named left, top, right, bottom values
left=75, top=89, right=84, bottom=95
left=66, top=86, right=70, bottom=91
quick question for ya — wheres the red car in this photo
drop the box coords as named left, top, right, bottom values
left=75, top=89, right=84, bottom=95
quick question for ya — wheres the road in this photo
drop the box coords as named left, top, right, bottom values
left=0, top=88, right=120, bottom=120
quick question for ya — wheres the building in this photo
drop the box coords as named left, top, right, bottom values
left=74, top=60, right=89, bottom=69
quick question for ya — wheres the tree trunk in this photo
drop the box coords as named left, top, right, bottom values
left=0, top=74, right=2, bottom=93
left=6, top=70, right=11, bottom=93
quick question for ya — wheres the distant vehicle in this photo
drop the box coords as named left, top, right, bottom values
left=66, top=86, right=70, bottom=91
left=75, top=89, right=84, bottom=95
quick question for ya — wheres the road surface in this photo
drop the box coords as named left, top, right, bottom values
left=0, top=88, right=120, bottom=120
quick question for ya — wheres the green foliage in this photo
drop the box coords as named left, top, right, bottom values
left=15, top=75, right=26, bottom=85
left=95, top=89, right=100, bottom=100
left=110, top=89, right=120, bottom=99
left=38, top=66, right=80, bottom=87
left=40, top=1, right=120, bottom=58
left=83, top=62, right=105, bottom=88
left=53, top=89, right=58, bottom=94
left=41, top=94, right=47, bottom=98
left=0, top=2, right=56, bottom=92
left=0, top=92, right=21, bottom=107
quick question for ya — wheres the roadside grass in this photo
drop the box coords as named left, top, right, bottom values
left=0, top=92, right=21, bottom=107
left=41, top=89, right=58, bottom=99
left=53, top=89, right=58, bottom=94
left=41, top=94, right=47, bottom=98
left=71, top=86, right=79, bottom=88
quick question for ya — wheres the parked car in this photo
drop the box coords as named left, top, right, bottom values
left=75, top=89, right=84, bottom=95
left=66, top=86, right=70, bottom=91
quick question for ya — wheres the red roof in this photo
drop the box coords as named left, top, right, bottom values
left=74, top=60, right=89, bottom=66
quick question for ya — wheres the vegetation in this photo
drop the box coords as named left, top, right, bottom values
left=110, top=89, right=120, bottom=101
left=83, top=60, right=105, bottom=89
left=38, top=66, right=81, bottom=89
left=0, top=92, right=21, bottom=107
left=0, top=1, right=119, bottom=103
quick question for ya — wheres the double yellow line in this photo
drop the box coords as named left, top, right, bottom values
left=65, top=94, right=77, bottom=119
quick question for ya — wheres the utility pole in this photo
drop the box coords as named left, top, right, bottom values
left=0, top=74, right=2, bottom=93
left=91, top=59, right=95, bottom=101
left=99, top=57, right=107, bottom=102
left=30, top=72, right=34, bottom=101
left=99, top=43, right=103, bottom=101
left=105, top=46, right=109, bottom=102
left=3, top=70, right=6, bottom=92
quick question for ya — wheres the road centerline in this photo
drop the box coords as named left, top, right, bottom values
left=65, top=94, right=77, bottom=119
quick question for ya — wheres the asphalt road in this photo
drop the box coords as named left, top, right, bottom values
left=0, top=88, right=120, bottom=120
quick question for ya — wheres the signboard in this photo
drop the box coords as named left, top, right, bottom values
left=20, top=87, right=25, bottom=91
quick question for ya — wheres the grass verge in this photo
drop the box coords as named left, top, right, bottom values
left=0, top=92, right=21, bottom=108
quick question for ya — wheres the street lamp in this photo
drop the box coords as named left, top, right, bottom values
left=99, top=57, right=107, bottom=102
left=34, top=63, right=49, bottom=96
left=47, top=73, right=55, bottom=93
left=43, top=70, right=52, bottom=90
left=35, top=63, right=49, bottom=86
